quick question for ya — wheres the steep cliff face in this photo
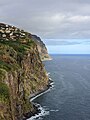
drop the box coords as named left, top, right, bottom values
left=0, top=23, right=49, bottom=120
left=31, top=35, right=51, bottom=61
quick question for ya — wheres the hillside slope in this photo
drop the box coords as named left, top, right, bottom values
left=0, top=23, right=49, bottom=120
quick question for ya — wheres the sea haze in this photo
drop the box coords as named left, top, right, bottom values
left=30, top=54, right=90, bottom=120
left=43, top=39, right=90, bottom=54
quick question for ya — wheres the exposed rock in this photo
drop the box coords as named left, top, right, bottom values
left=0, top=23, right=51, bottom=61
left=31, top=35, right=51, bottom=61
left=0, top=23, right=49, bottom=120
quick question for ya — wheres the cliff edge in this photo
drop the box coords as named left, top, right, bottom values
left=0, top=23, right=49, bottom=120
left=31, top=35, right=51, bottom=61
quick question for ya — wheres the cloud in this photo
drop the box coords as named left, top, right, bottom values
left=68, top=15, right=90, bottom=22
left=0, top=0, right=90, bottom=38
left=43, top=39, right=90, bottom=46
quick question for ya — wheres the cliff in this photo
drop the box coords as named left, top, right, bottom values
left=0, top=23, right=49, bottom=120
left=31, top=35, right=51, bottom=61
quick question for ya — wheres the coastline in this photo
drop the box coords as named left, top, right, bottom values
left=23, top=78, right=53, bottom=120
left=30, top=79, right=53, bottom=102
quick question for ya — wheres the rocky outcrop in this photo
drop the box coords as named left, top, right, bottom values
left=31, top=35, right=51, bottom=61
left=0, top=23, right=49, bottom=120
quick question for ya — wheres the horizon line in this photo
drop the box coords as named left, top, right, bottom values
left=49, top=54, right=90, bottom=55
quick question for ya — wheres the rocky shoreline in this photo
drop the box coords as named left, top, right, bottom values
left=22, top=79, right=53, bottom=120
left=22, top=104, right=40, bottom=120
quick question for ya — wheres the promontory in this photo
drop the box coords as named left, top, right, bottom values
left=0, top=23, right=50, bottom=120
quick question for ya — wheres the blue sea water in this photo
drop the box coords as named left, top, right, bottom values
left=28, top=54, right=90, bottom=120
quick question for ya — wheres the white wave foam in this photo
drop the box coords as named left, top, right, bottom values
left=28, top=73, right=54, bottom=120
left=47, top=72, right=50, bottom=76
left=27, top=103, right=49, bottom=120
left=50, top=109, right=59, bottom=112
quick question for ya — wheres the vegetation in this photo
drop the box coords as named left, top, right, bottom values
left=0, top=23, right=48, bottom=120
left=0, top=82, right=9, bottom=103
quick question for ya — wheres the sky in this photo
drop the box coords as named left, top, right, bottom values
left=43, top=39, right=90, bottom=54
left=0, top=0, right=90, bottom=54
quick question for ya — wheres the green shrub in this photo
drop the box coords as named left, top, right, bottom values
left=0, top=82, right=9, bottom=102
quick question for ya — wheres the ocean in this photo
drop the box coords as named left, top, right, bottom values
left=28, top=54, right=90, bottom=120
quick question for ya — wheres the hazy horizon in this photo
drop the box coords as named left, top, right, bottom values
left=43, top=39, right=90, bottom=54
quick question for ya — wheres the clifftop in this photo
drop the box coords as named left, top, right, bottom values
left=0, top=23, right=51, bottom=60
left=0, top=23, right=27, bottom=41
left=0, top=23, right=49, bottom=120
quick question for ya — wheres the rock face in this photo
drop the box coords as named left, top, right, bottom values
left=0, top=23, right=49, bottom=120
left=31, top=35, right=51, bottom=61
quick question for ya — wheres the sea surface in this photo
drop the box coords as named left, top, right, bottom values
left=28, top=54, right=90, bottom=120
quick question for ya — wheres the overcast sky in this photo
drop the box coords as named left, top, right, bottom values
left=1, top=0, right=90, bottom=39
left=1, top=0, right=90, bottom=54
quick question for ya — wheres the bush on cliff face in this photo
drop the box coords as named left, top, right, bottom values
left=0, top=82, right=9, bottom=103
